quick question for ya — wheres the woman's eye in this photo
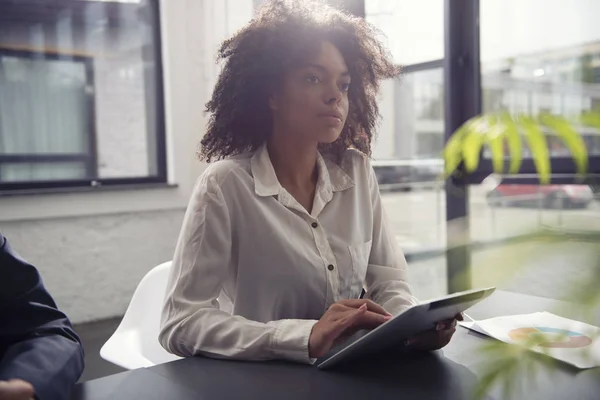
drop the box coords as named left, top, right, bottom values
left=340, top=83, right=351, bottom=92
left=305, top=75, right=320, bottom=84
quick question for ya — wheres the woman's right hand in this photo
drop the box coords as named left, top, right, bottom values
left=308, top=299, right=392, bottom=358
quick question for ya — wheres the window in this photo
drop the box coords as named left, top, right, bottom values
left=0, top=0, right=165, bottom=190
left=0, top=52, right=94, bottom=182
left=471, top=0, right=600, bottom=245
left=366, top=0, right=447, bottom=300
left=480, top=0, right=600, bottom=159
left=370, top=69, right=446, bottom=259
left=593, top=67, right=600, bottom=84
left=383, top=68, right=445, bottom=160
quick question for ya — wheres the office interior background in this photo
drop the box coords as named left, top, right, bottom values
left=1, top=0, right=599, bottom=381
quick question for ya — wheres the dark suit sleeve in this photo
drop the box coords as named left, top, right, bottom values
left=0, top=234, right=84, bottom=400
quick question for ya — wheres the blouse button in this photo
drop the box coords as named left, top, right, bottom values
left=311, top=222, right=318, bottom=228
left=327, top=264, right=335, bottom=271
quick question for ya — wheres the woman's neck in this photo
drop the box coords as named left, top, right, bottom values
left=267, top=135, right=318, bottom=191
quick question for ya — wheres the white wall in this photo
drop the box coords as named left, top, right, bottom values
left=0, top=0, right=256, bottom=323
left=1, top=210, right=183, bottom=322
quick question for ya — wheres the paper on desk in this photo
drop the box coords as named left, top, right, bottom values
left=459, top=312, right=600, bottom=369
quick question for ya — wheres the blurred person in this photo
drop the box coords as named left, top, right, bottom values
left=0, top=232, right=84, bottom=399
left=160, top=0, right=460, bottom=363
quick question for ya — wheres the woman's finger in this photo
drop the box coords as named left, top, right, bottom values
left=407, top=329, right=435, bottom=348
left=342, top=303, right=368, bottom=326
left=325, top=305, right=365, bottom=342
left=348, top=308, right=391, bottom=330
left=436, top=317, right=458, bottom=331
left=335, top=308, right=389, bottom=334
left=445, top=319, right=457, bottom=330
left=438, top=325, right=456, bottom=343
left=411, top=326, right=456, bottom=350
left=338, top=299, right=391, bottom=316
left=327, top=303, right=357, bottom=321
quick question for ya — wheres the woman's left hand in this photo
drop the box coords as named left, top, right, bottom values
left=404, top=313, right=463, bottom=351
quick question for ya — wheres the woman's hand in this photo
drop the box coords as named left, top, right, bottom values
left=404, top=313, right=463, bottom=351
left=308, top=299, right=392, bottom=358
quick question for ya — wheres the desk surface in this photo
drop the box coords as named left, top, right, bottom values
left=71, top=291, right=600, bottom=400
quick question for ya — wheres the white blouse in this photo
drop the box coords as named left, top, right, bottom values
left=159, top=144, right=417, bottom=364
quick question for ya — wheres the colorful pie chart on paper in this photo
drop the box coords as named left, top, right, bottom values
left=508, top=327, right=592, bottom=349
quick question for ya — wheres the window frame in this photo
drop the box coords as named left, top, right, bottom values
left=0, top=0, right=167, bottom=192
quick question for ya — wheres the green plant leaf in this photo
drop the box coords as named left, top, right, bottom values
left=473, top=354, right=521, bottom=400
left=501, top=361, right=519, bottom=399
left=500, top=112, right=522, bottom=174
left=580, top=111, right=600, bottom=130
left=519, top=115, right=551, bottom=184
left=473, top=361, right=509, bottom=400
left=485, top=114, right=505, bottom=174
left=443, top=123, right=468, bottom=177
left=539, top=114, right=588, bottom=176
left=462, top=117, right=488, bottom=173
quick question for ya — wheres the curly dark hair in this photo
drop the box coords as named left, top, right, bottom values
left=199, top=0, right=400, bottom=162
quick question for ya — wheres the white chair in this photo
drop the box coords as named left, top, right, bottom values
left=100, top=261, right=182, bottom=369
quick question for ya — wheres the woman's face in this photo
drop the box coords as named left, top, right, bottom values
left=270, top=40, right=350, bottom=146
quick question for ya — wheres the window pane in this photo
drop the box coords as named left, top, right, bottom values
left=374, top=69, right=444, bottom=160
left=0, top=0, right=164, bottom=186
left=371, top=68, right=446, bottom=293
left=481, top=0, right=600, bottom=157
left=471, top=181, right=598, bottom=235
left=0, top=56, right=89, bottom=156
left=365, top=0, right=443, bottom=65
left=468, top=180, right=600, bottom=297
left=1, top=162, right=87, bottom=182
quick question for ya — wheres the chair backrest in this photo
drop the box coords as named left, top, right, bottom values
left=101, top=261, right=182, bottom=369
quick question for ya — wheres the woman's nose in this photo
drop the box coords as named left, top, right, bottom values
left=322, top=80, right=342, bottom=104
left=325, top=95, right=339, bottom=104
left=324, top=88, right=341, bottom=104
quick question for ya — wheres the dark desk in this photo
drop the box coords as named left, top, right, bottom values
left=71, top=291, right=600, bottom=400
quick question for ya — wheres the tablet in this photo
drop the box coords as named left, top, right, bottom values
left=315, top=286, right=496, bottom=369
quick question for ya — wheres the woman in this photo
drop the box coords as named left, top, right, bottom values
left=159, top=0, right=458, bottom=363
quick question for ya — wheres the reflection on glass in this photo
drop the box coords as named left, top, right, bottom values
left=481, top=0, right=600, bottom=157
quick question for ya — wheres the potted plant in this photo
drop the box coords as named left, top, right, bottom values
left=442, top=110, right=600, bottom=399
